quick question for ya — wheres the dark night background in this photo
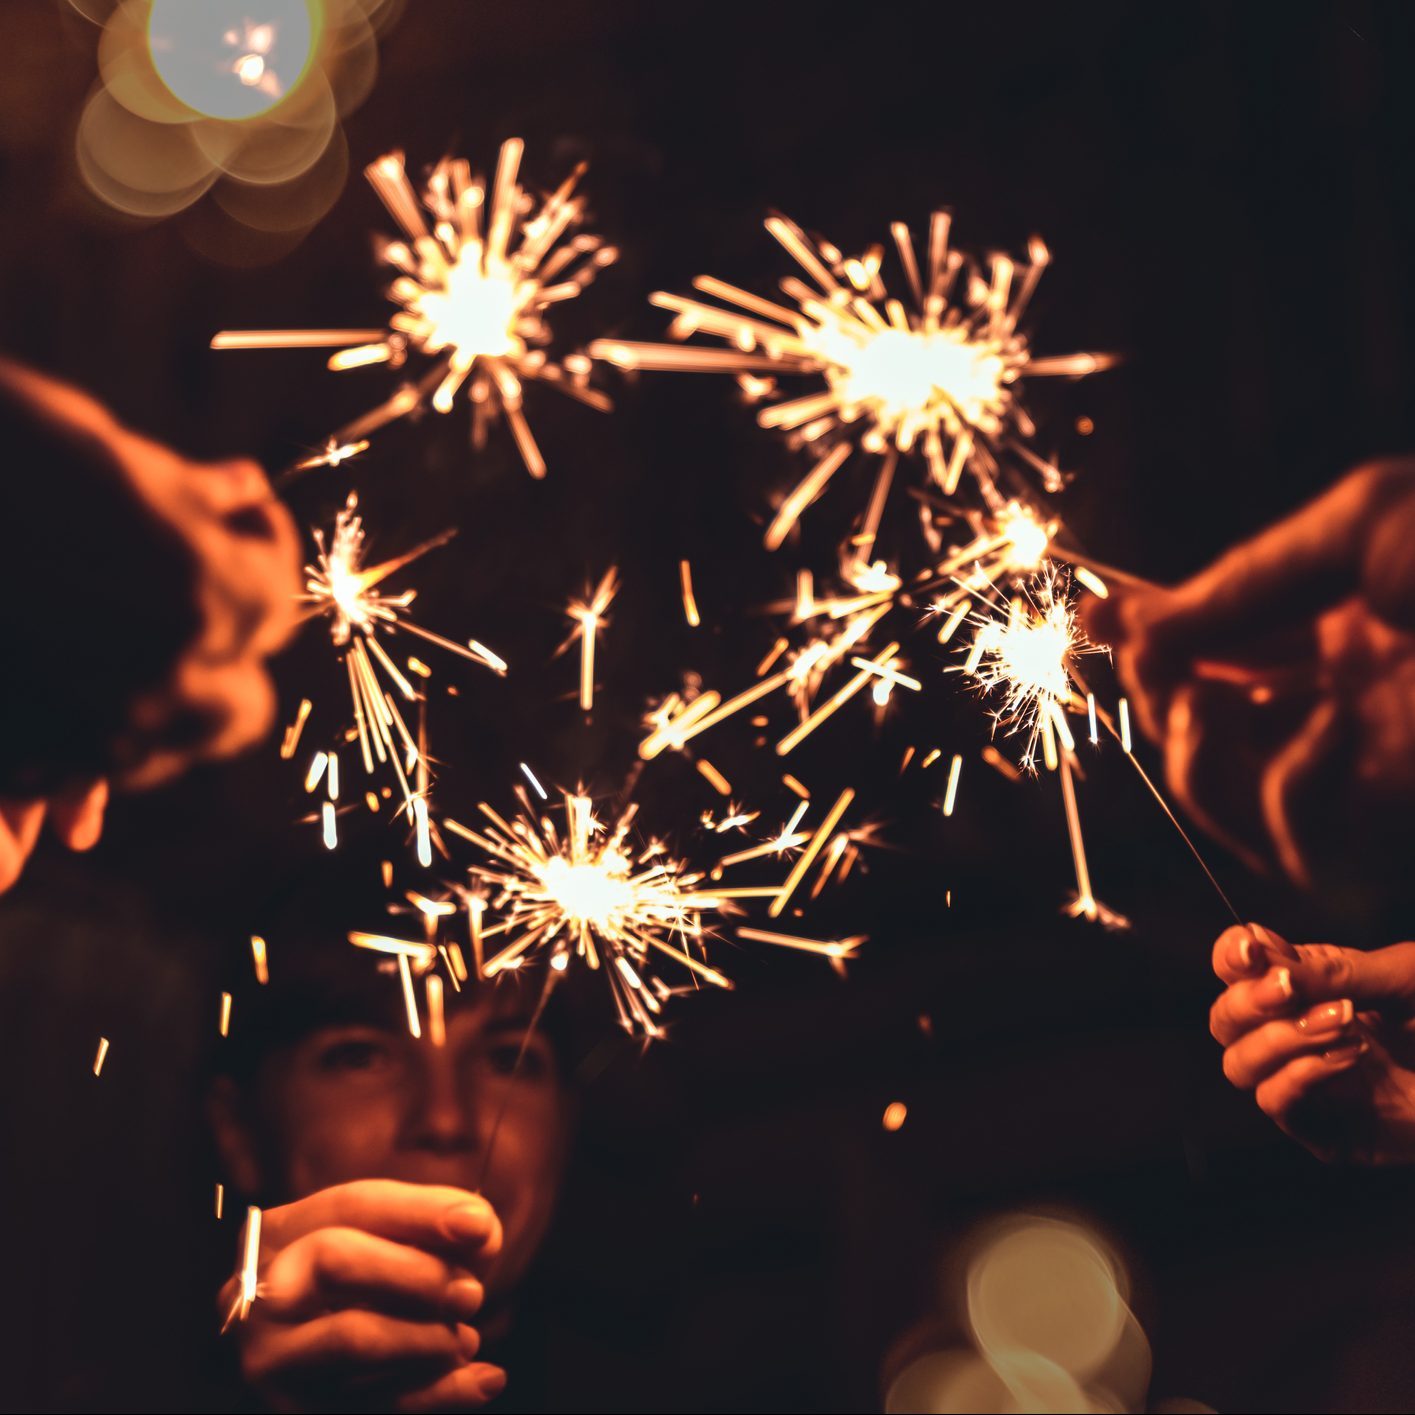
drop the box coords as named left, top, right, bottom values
left=3, top=1, right=1415, bottom=1410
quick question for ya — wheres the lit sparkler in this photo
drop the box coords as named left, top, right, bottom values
left=593, top=214, right=1112, bottom=544
left=560, top=567, right=620, bottom=713
left=963, top=569, right=1098, bottom=770
left=957, top=569, right=1124, bottom=927
left=444, top=782, right=864, bottom=1038
left=214, top=140, right=616, bottom=478
left=299, top=493, right=506, bottom=846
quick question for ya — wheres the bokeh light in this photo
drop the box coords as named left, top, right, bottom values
left=73, top=0, right=393, bottom=245
left=147, top=0, right=319, bottom=120
left=884, top=1350, right=1011, bottom=1414
left=882, top=1213, right=1164, bottom=1413
left=966, top=1217, right=1128, bottom=1382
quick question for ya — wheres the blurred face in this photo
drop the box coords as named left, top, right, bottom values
left=257, top=998, right=568, bottom=1295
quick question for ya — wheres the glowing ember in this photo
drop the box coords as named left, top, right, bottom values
left=214, top=140, right=616, bottom=478
left=561, top=568, right=620, bottom=713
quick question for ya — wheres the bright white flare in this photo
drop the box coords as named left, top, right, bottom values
left=963, top=569, right=1101, bottom=772
left=214, top=141, right=616, bottom=478
left=446, top=785, right=863, bottom=1038
left=592, top=215, right=1112, bottom=544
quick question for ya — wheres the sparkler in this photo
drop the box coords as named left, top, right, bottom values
left=443, top=781, right=864, bottom=1039
left=957, top=568, right=1124, bottom=927
left=639, top=495, right=1100, bottom=767
left=592, top=213, right=1113, bottom=545
left=962, top=569, right=1101, bottom=772
left=299, top=492, right=506, bottom=845
left=560, top=568, right=620, bottom=713
left=214, top=140, right=616, bottom=478
left=957, top=567, right=1241, bottom=924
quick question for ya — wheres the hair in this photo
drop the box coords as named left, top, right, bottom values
left=0, top=360, right=199, bottom=795
left=213, top=843, right=591, bottom=1089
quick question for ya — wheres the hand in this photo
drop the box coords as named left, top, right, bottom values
left=0, top=782, right=107, bottom=893
left=219, top=1180, right=508, bottom=1413
left=0, top=363, right=304, bottom=894
left=1083, top=461, right=1415, bottom=892
left=1211, top=922, right=1415, bottom=1165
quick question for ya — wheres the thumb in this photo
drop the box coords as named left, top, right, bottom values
left=0, top=798, right=47, bottom=894
left=1287, top=940, right=1415, bottom=1012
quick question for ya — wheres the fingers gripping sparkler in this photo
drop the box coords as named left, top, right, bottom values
left=214, top=140, right=617, bottom=479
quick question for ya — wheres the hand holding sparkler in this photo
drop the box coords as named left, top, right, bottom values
left=0, top=784, right=107, bottom=894
left=1086, top=460, right=1415, bottom=894
left=1211, top=922, right=1415, bottom=1167
left=0, top=361, right=301, bottom=891
left=218, top=1180, right=507, bottom=1410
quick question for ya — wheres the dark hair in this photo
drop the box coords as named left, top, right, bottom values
left=213, top=843, right=585, bottom=1087
left=0, top=361, right=199, bottom=794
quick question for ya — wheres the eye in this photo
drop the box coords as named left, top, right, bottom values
left=485, top=1041, right=525, bottom=1076
left=482, top=1034, right=550, bottom=1081
left=315, top=1035, right=396, bottom=1075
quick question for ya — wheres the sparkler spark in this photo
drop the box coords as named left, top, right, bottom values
left=592, top=214, right=1112, bottom=544
left=959, top=570, right=1126, bottom=928
left=445, top=781, right=863, bottom=1038
left=214, top=140, right=616, bottom=478
left=965, top=576, right=1091, bottom=771
left=299, top=493, right=505, bottom=843
left=561, top=567, right=619, bottom=713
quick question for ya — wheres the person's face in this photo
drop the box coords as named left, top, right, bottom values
left=260, top=998, right=568, bottom=1295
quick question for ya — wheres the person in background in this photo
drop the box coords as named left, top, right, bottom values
left=208, top=863, right=573, bottom=1412
left=0, top=358, right=301, bottom=891
left=1090, top=460, right=1415, bottom=1164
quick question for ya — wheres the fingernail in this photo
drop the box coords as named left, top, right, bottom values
left=1250, top=922, right=1296, bottom=960
left=1322, top=1037, right=1368, bottom=1064
left=455, top=1324, right=481, bottom=1361
left=477, top=1366, right=508, bottom=1399
left=1237, top=930, right=1254, bottom=970
left=1297, top=999, right=1353, bottom=1038
left=1259, top=967, right=1294, bottom=1011
left=443, top=1201, right=494, bottom=1243
left=447, top=1278, right=484, bottom=1320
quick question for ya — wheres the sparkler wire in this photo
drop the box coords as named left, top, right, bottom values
left=474, top=967, right=560, bottom=1194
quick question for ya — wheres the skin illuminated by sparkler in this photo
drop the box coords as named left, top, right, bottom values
left=213, top=140, right=617, bottom=478
left=444, top=785, right=862, bottom=1038
left=592, top=214, right=1113, bottom=544
left=299, top=493, right=505, bottom=845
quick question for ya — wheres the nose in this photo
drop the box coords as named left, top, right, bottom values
left=403, top=1047, right=478, bottom=1155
